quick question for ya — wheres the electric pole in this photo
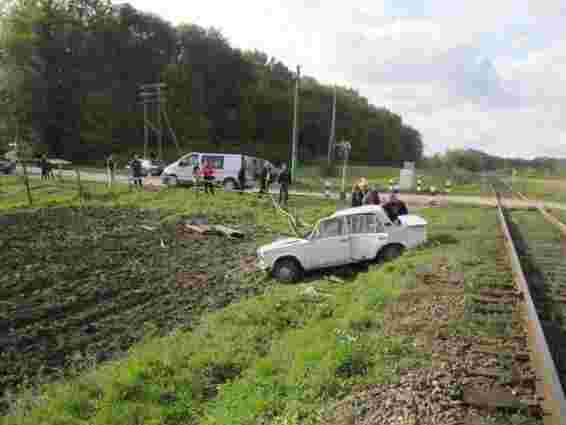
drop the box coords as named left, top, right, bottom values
left=138, top=82, right=167, bottom=160
left=291, top=65, right=300, bottom=182
left=143, top=102, right=148, bottom=158
left=157, top=85, right=162, bottom=160
left=327, top=85, right=336, bottom=165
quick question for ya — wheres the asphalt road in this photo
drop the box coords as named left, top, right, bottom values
left=11, top=166, right=566, bottom=211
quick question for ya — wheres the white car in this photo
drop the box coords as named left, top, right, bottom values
left=257, top=205, right=427, bottom=282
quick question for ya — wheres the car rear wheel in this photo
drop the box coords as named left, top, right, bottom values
left=272, top=258, right=302, bottom=283
left=379, top=244, right=405, bottom=263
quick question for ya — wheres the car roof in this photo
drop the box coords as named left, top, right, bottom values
left=330, top=205, right=392, bottom=222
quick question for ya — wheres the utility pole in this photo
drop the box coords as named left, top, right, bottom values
left=327, top=85, right=336, bottom=165
left=157, top=85, right=163, bottom=160
left=291, top=65, right=300, bottom=182
left=143, top=102, right=148, bottom=159
left=138, top=83, right=167, bottom=160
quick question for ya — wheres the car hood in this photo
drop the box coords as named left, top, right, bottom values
left=259, top=237, right=307, bottom=253
left=398, top=215, right=427, bottom=227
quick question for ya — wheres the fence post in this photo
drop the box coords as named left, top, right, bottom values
left=21, top=160, right=33, bottom=206
left=75, top=168, right=83, bottom=203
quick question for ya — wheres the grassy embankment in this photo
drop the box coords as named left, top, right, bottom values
left=0, top=175, right=522, bottom=424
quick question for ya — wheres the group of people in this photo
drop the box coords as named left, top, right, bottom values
left=351, top=178, right=408, bottom=222
left=191, top=160, right=217, bottom=195
left=256, top=163, right=290, bottom=206
left=193, top=160, right=291, bottom=207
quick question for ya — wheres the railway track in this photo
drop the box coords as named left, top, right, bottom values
left=492, top=178, right=566, bottom=424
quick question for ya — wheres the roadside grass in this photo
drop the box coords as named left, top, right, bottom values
left=1, top=178, right=506, bottom=424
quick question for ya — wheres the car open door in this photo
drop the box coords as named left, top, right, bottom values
left=348, top=213, right=389, bottom=261
left=304, top=217, right=350, bottom=268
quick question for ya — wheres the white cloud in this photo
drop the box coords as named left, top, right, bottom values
left=122, top=0, right=566, bottom=159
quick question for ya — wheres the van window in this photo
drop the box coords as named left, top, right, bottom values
left=190, top=155, right=199, bottom=166
left=202, top=156, right=224, bottom=169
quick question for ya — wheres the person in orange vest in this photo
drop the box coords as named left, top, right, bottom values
left=202, top=160, right=215, bottom=195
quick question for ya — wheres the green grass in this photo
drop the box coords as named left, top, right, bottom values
left=0, top=177, right=516, bottom=424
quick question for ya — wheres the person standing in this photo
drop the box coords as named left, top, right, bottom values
left=202, top=160, right=215, bottom=195
left=383, top=191, right=408, bottom=222
left=363, top=186, right=381, bottom=205
left=351, top=183, right=363, bottom=207
left=40, top=155, right=48, bottom=180
left=278, top=163, right=290, bottom=207
left=106, top=154, right=115, bottom=187
left=129, top=154, right=143, bottom=188
left=238, top=165, right=246, bottom=195
left=259, top=163, right=269, bottom=195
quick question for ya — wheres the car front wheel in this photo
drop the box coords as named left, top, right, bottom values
left=272, top=258, right=302, bottom=283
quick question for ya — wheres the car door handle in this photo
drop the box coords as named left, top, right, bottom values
left=340, top=238, right=349, bottom=242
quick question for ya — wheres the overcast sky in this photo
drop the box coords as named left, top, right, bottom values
left=121, top=0, right=566, bottom=159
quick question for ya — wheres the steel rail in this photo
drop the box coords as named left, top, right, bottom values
left=494, top=188, right=566, bottom=425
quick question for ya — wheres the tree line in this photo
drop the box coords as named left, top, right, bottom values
left=423, top=149, right=565, bottom=175
left=0, top=0, right=424, bottom=165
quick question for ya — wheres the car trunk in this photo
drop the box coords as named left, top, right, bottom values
left=398, top=215, right=427, bottom=247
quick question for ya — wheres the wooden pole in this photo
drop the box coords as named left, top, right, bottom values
left=291, top=65, right=300, bottom=183
left=22, top=160, right=33, bottom=206
left=143, top=101, right=148, bottom=159
left=157, top=86, right=163, bottom=160
left=327, top=85, right=336, bottom=165
left=75, top=168, right=83, bottom=203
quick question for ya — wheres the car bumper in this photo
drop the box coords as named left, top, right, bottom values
left=256, top=257, right=269, bottom=271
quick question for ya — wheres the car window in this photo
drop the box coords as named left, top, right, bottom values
left=349, top=214, right=384, bottom=234
left=202, top=155, right=224, bottom=169
left=317, top=218, right=343, bottom=238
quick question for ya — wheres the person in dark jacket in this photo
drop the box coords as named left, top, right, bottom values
left=238, top=165, right=246, bottom=195
left=278, top=163, right=290, bottom=207
left=259, top=163, right=269, bottom=195
left=383, top=191, right=408, bottom=222
left=351, top=183, right=363, bottom=207
left=129, top=154, right=143, bottom=188
left=106, top=154, right=115, bottom=186
left=363, top=186, right=381, bottom=205
left=40, top=155, right=48, bottom=180
left=202, top=160, right=215, bottom=195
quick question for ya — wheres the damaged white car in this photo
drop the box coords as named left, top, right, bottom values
left=257, top=205, right=427, bottom=282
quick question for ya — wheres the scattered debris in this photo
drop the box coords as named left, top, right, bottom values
left=213, top=225, right=244, bottom=239
left=327, top=275, right=345, bottom=284
left=176, top=272, right=208, bottom=289
left=239, top=256, right=257, bottom=273
left=140, top=225, right=156, bottom=231
left=160, top=239, right=167, bottom=248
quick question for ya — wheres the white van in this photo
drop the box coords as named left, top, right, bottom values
left=161, top=152, right=271, bottom=190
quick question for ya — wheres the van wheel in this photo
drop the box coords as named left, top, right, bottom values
left=223, top=179, right=237, bottom=192
left=379, top=244, right=404, bottom=263
left=272, top=258, right=302, bottom=283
